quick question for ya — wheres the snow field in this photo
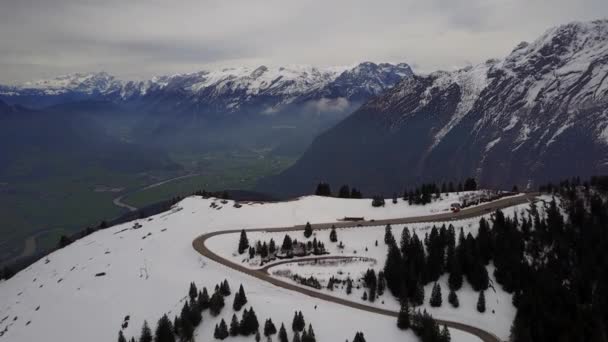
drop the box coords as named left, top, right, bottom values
left=0, top=194, right=509, bottom=342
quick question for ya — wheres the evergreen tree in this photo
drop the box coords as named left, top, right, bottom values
left=118, top=330, right=127, bottom=342
left=362, top=291, right=368, bottom=301
left=377, top=271, right=386, bottom=296
left=315, top=183, right=331, bottom=196
left=292, top=311, right=305, bottom=332
left=264, top=318, right=277, bottom=336
left=304, top=222, right=313, bottom=238
left=448, top=251, right=463, bottom=291
left=383, top=242, right=403, bottom=296
left=338, top=185, right=351, bottom=198
left=329, top=226, right=338, bottom=242
left=233, top=284, right=248, bottom=311
left=198, top=288, right=210, bottom=310
left=281, top=235, right=293, bottom=252
left=440, top=325, right=451, bottom=342
left=216, top=319, right=229, bottom=340
left=384, top=224, right=395, bottom=245
left=278, top=323, right=288, bottom=342
left=173, top=316, right=180, bottom=336
left=140, top=321, right=153, bottom=342
left=239, top=307, right=260, bottom=336
left=397, top=300, right=411, bottom=330
left=292, top=332, right=301, bottom=342
left=430, top=283, right=442, bottom=307
left=238, top=230, right=250, bottom=254
left=155, top=314, right=175, bottom=342
left=346, top=277, right=353, bottom=295
left=477, top=291, right=486, bottom=313
left=448, top=290, right=459, bottom=308
left=188, top=282, right=198, bottom=303
left=255, top=331, right=261, bottom=342
left=220, top=280, right=231, bottom=296
left=372, top=196, right=385, bottom=207
left=353, top=332, right=366, bottom=342
left=214, top=324, right=221, bottom=340
left=269, top=239, right=276, bottom=254
left=302, top=324, right=315, bottom=342
left=412, top=280, right=425, bottom=306
left=350, top=188, right=362, bottom=198
left=209, top=290, right=225, bottom=316
left=400, top=226, right=411, bottom=255
left=230, top=314, right=240, bottom=336
left=179, top=303, right=195, bottom=341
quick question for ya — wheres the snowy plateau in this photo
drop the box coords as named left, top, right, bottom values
left=0, top=191, right=548, bottom=342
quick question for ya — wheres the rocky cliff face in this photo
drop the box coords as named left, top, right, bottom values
left=260, top=20, right=608, bottom=196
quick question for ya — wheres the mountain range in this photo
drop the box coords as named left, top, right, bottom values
left=259, top=19, right=608, bottom=195
left=0, top=62, right=413, bottom=113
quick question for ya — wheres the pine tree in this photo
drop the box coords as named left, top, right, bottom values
left=477, top=291, right=486, bottom=313
left=384, top=224, right=394, bottom=245
left=412, top=280, right=425, bottom=306
left=430, top=283, right=442, bottom=307
left=239, top=230, right=250, bottom=254
left=264, top=318, right=277, bottom=336
left=210, top=290, right=225, bottom=316
left=329, top=226, right=338, bottom=242
left=353, top=332, right=366, bottom=342
left=220, top=279, right=231, bottom=296
left=362, top=291, right=368, bottom=301
left=400, top=227, right=411, bottom=255
left=281, top=235, right=293, bottom=252
left=269, top=239, right=276, bottom=254
left=255, top=331, right=261, bottom=342
left=233, top=284, right=248, bottom=311
left=338, top=185, right=351, bottom=198
left=217, top=319, right=229, bottom=340
left=383, top=243, right=403, bottom=296
left=346, top=277, right=353, bottom=295
left=140, top=321, right=153, bottom=342
left=214, top=324, right=221, bottom=340
left=198, top=287, right=210, bottom=310
left=377, top=271, right=386, bottom=296
left=292, top=332, right=301, bottom=342
left=397, top=300, right=410, bottom=330
left=278, top=323, right=288, bottom=342
left=302, top=324, right=315, bottom=342
left=230, top=314, right=240, bottom=336
left=440, top=324, right=451, bottom=342
left=173, top=316, right=180, bottom=336
left=448, top=256, right=463, bottom=291
left=180, top=304, right=194, bottom=342
left=304, top=222, right=313, bottom=238
left=292, top=311, right=305, bottom=332
left=118, top=330, right=127, bottom=342
left=189, top=282, right=198, bottom=302
left=155, top=314, right=175, bottom=342
left=448, top=290, right=459, bottom=308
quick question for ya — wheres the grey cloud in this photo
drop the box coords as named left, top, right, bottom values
left=0, top=0, right=606, bottom=83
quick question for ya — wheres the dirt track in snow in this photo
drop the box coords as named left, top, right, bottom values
left=193, top=193, right=537, bottom=342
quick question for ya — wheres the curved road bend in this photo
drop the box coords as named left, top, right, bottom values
left=193, top=193, right=537, bottom=342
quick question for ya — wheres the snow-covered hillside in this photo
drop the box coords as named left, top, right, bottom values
left=207, top=199, right=541, bottom=341
left=0, top=193, right=526, bottom=342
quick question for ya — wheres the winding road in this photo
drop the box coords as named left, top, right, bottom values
left=193, top=193, right=538, bottom=342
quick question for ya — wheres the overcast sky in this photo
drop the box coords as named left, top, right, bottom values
left=0, top=0, right=606, bottom=83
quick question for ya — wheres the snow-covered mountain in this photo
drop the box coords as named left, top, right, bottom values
left=260, top=20, right=608, bottom=195
left=0, top=63, right=413, bottom=113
